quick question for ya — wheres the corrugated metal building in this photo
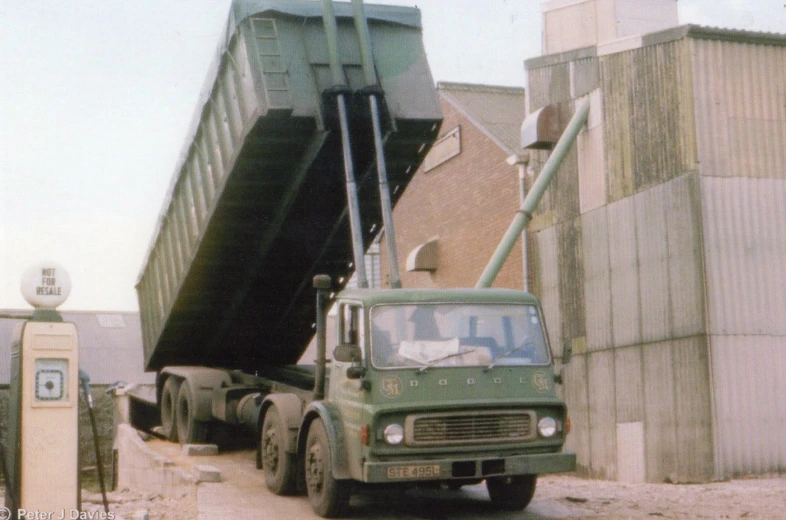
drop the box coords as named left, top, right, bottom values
left=0, top=311, right=155, bottom=385
left=528, top=1, right=786, bottom=482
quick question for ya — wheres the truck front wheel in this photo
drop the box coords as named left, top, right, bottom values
left=175, top=380, right=209, bottom=444
left=261, top=407, right=296, bottom=495
left=486, top=474, right=537, bottom=510
left=160, top=377, right=181, bottom=442
left=304, top=419, right=350, bottom=517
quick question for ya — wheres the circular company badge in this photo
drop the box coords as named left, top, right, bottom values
left=20, top=261, right=72, bottom=309
left=380, top=375, right=404, bottom=398
left=532, top=371, right=551, bottom=393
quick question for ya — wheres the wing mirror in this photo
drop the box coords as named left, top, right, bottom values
left=333, top=343, right=362, bottom=363
left=333, top=343, right=366, bottom=381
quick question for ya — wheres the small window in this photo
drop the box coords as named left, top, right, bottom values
left=97, top=314, right=126, bottom=328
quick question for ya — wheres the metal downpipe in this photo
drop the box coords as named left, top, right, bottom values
left=351, top=0, right=402, bottom=288
left=476, top=98, right=590, bottom=288
left=321, top=0, right=368, bottom=288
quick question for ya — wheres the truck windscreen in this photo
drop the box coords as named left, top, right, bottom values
left=370, top=304, right=550, bottom=369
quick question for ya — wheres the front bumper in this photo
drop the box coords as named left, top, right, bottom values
left=362, top=451, right=576, bottom=483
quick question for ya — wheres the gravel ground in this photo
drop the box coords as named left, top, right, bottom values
left=81, top=489, right=196, bottom=520
left=534, top=473, right=786, bottom=519
left=79, top=473, right=786, bottom=519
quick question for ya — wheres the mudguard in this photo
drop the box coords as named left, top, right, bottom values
left=158, top=367, right=232, bottom=422
left=298, top=401, right=350, bottom=480
left=260, top=394, right=304, bottom=454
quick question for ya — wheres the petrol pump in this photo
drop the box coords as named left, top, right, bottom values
left=4, top=262, right=80, bottom=515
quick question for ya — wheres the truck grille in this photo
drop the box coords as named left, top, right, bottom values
left=405, top=410, right=536, bottom=446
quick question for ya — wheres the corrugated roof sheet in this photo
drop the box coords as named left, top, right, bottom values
left=438, top=82, right=526, bottom=155
left=0, top=311, right=155, bottom=385
left=526, top=24, right=786, bottom=71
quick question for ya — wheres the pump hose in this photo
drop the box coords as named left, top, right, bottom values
left=86, top=404, right=109, bottom=513
left=80, top=369, right=109, bottom=514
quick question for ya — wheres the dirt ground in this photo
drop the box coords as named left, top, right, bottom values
left=534, top=473, right=786, bottom=519
left=81, top=489, right=196, bottom=520
left=80, top=472, right=786, bottom=520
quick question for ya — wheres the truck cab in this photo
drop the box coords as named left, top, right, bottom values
left=309, top=287, right=575, bottom=510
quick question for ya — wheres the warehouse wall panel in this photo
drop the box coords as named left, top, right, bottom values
left=710, top=335, right=786, bottom=477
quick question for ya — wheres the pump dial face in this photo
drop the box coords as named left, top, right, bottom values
left=34, top=358, right=68, bottom=401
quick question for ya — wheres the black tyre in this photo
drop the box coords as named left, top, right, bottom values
left=160, top=377, right=182, bottom=442
left=261, top=407, right=297, bottom=495
left=486, top=474, right=537, bottom=510
left=175, top=380, right=209, bottom=444
left=304, top=420, right=350, bottom=518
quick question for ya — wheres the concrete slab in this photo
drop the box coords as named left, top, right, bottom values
left=195, top=465, right=222, bottom=483
left=183, top=444, right=219, bottom=457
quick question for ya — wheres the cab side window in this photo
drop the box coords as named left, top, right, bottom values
left=339, top=304, right=365, bottom=357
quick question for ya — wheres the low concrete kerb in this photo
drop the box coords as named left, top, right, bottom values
left=195, top=464, right=222, bottom=483
left=183, top=444, right=219, bottom=457
left=115, top=424, right=198, bottom=500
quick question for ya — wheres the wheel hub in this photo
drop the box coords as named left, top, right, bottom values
left=262, top=430, right=279, bottom=471
left=306, top=444, right=325, bottom=493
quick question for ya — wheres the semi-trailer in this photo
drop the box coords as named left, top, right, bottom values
left=134, top=0, right=577, bottom=516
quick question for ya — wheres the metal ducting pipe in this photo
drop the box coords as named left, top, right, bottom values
left=476, top=98, right=590, bottom=288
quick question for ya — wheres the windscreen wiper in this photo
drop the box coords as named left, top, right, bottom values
left=486, top=341, right=533, bottom=370
left=418, top=349, right=475, bottom=373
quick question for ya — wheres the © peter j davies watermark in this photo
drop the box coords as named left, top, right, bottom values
left=0, top=508, right=115, bottom=520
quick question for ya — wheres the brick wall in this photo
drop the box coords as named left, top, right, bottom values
left=380, top=97, right=527, bottom=290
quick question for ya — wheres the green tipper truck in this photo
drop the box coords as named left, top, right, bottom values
left=306, top=287, right=575, bottom=514
left=134, top=0, right=576, bottom=516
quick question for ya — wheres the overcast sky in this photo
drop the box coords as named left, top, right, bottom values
left=1, top=0, right=783, bottom=312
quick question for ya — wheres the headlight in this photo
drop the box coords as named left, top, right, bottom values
left=384, top=424, right=404, bottom=445
left=538, top=417, right=558, bottom=438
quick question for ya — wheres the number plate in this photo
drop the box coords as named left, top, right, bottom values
left=386, top=464, right=441, bottom=479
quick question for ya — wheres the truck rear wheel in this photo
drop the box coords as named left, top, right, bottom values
left=486, top=474, right=537, bottom=510
left=160, top=377, right=181, bottom=441
left=175, top=380, right=209, bottom=444
left=305, top=419, right=350, bottom=517
left=261, top=407, right=296, bottom=495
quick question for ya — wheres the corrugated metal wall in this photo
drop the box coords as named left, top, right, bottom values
left=601, top=38, right=698, bottom=202
left=691, top=37, right=786, bottom=478
left=691, top=39, right=786, bottom=180
left=528, top=28, right=786, bottom=482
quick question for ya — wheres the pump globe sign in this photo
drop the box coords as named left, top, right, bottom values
left=21, top=262, right=72, bottom=309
